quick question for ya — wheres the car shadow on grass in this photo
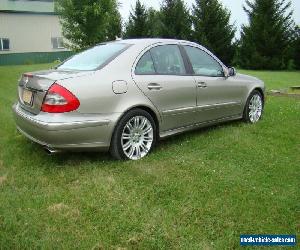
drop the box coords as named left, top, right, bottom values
left=19, top=119, right=244, bottom=168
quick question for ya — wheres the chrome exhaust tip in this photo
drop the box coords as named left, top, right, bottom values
left=43, top=147, right=60, bottom=155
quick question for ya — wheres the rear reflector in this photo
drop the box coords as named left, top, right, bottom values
left=41, top=83, right=80, bottom=113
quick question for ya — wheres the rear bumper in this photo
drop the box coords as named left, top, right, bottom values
left=12, top=103, right=119, bottom=151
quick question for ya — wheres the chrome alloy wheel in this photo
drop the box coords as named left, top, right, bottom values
left=248, top=94, right=263, bottom=123
left=121, top=116, right=154, bottom=160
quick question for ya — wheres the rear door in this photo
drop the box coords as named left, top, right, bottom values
left=182, top=45, right=243, bottom=123
left=132, top=44, right=197, bottom=132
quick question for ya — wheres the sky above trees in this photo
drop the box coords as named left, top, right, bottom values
left=119, top=0, right=300, bottom=37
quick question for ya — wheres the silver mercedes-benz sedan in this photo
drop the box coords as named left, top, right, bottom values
left=13, top=39, right=265, bottom=160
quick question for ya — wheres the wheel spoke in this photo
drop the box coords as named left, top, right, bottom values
left=143, top=126, right=153, bottom=135
left=140, top=143, right=149, bottom=153
left=126, top=122, right=133, bottom=131
left=134, top=117, right=139, bottom=128
left=128, top=146, right=135, bottom=158
left=139, top=118, right=147, bottom=129
left=122, top=133, right=131, bottom=140
left=143, top=136, right=153, bottom=142
left=253, top=114, right=257, bottom=122
left=135, top=145, right=141, bottom=159
left=123, top=141, right=132, bottom=151
left=255, top=112, right=260, bottom=121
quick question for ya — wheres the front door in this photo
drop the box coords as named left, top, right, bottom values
left=182, top=45, right=243, bottom=123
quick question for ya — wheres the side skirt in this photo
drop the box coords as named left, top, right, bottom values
left=159, top=114, right=243, bottom=139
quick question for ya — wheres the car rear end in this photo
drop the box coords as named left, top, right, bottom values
left=13, top=70, right=116, bottom=152
left=12, top=41, right=158, bottom=153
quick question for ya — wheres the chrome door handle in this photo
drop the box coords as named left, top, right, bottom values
left=148, top=83, right=162, bottom=90
left=197, top=82, right=207, bottom=88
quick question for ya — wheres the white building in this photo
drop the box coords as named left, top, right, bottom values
left=0, top=0, right=72, bottom=65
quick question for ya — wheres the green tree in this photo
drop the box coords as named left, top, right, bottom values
left=124, top=0, right=150, bottom=38
left=160, top=0, right=191, bottom=40
left=55, top=0, right=121, bottom=51
left=239, top=0, right=294, bottom=70
left=192, top=0, right=236, bottom=65
left=292, top=25, right=300, bottom=69
left=147, top=8, right=163, bottom=37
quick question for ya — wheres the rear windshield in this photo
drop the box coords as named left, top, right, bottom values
left=57, top=43, right=129, bottom=71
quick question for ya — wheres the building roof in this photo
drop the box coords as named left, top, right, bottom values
left=0, top=0, right=55, bottom=14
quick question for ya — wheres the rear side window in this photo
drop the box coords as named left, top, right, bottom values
left=184, top=46, right=224, bottom=77
left=150, top=45, right=186, bottom=75
left=57, top=43, right=129, bottom=71
left=135, top=45, right=186, bottom=75
left=135, top=51, right=156, bottom=74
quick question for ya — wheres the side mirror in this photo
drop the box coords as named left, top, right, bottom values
left=228, top=67, right=236, bottom=77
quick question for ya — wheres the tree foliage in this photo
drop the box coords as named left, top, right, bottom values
left=160, top=0, right=191, bottom=40
left=292, top=25, right=300, bottom=69
left=124, top=0, right=150, bottom=38
left=239, top=0, right=294, bottom=70
left=147, top=8, right=164, bottom=37
left=56, top=0, right=298, bottom=71
left=192, top=0, right=236, bottom=65
left=55, top=0, right=121, bottom=51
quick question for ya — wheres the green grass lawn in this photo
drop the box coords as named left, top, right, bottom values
left=0, top=64, right=299, bottom=249
left=239, top=69, right=300, bottom=90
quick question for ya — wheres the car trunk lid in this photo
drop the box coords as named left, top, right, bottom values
left=18, top=70, right=91, bottom=115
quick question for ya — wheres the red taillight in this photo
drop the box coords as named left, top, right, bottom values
left=23, top=73, right=33, bottom=78
left=41, top=83, right=80, bottom=113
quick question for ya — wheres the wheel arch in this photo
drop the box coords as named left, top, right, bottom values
left=244, top=87, right=265, bottom=107
left=112, top=105, right=161, bottom=141
left=253, top=87, right=265, bottom=104
left=133, top=105, right=160, bottom=136
left=243, top=87, right=265, bottom=115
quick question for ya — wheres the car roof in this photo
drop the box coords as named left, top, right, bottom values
left=110, top=38, right=225, bottom=67
left=113, top=38, right=198, bottom=47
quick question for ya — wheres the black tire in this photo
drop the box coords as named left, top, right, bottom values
left=243, top=90, right=264, bottom=123
left=110, top=109, right=157, bottom=160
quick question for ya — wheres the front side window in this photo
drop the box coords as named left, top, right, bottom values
left=150, top=45, right=186, bottom=75
left=184, top=46, right=224, bottom=77
left=135, top=51, right=156, bottom=75
left=57, top=43, right=129, bottom=71
left=0, top=38, right=10, bottom=51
